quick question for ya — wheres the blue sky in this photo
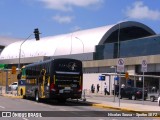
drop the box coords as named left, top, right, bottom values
left=0, top=0, right=160, bottom=39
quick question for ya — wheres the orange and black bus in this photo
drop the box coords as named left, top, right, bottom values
left=20, top=58, right=83, bottom=102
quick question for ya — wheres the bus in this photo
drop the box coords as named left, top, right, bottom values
left=18, top=58, right=83, bottom=102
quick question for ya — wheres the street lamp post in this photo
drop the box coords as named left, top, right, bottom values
left=117, top=23, right=121, bottom=107
left=117, top=23, right=120, bottom=58
left=70, top=33, right=73, bottom=55
left=117, top=17, right=129, bottom=58
left=75, top=37, right=84, bottom=53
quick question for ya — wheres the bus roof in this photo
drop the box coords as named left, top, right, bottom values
left=25, top=58, right=82, bottom=68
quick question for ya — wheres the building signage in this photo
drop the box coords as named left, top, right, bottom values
left=99, top=75, right=105, bottom=81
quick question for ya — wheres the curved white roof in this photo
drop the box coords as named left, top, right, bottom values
left=0, top=21, right=155, bottom=60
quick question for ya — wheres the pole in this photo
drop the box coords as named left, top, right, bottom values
left=101, top=81, right=102, bottom=94
left=118, top=23, right=121, bottom=107
left=119, top=73, right=121, bottom=107
left=142, top=72, right=144, bottom=104
left=112, top=66, right=116, bottom=102
left=117, top=23, right=120, bottom=58
left=75, top=37, right=84, bottom=53
left=75, top=37, right=84, bottom=60
left=113, top=76, right=115, bottom=102
left=70, top=33, right=74, bottom=54
left=5, top=70, right=8, bottom=94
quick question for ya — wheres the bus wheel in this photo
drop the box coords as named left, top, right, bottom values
left=35, top=91, right=40, bottom=102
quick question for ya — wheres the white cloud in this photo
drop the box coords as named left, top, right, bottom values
left=38, top=0, right=104, bottom=12
left=125, top=1, right=160, bottom=20
left=52, top=15, right=74, bottom=24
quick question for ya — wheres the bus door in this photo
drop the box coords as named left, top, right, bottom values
left=38, top=69, right=46, bottom=98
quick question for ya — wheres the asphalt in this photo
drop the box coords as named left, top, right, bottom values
left=1, top=89, right=160, bottom=117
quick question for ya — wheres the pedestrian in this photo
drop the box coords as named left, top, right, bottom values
left=97, top=84, right=100, bottom=93
left=104, top=83, right=107, bottom=95
left=91, top=84, right=95, bottom=93
left=115, top=84, right=119, bottom=97
left=121, top=84, right=125, bottom=88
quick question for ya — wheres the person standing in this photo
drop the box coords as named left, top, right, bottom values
left=97, top=84, right=100, bottom=93
left=104, top=83, right=107, bottom=95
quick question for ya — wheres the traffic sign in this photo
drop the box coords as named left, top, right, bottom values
left=114, top=76, right=119, bottom=81
left=117, top=58, right=125, bottom=72
left=141, top=60, right=147, bottom=72
left=99, top=75, right=105, bottom=81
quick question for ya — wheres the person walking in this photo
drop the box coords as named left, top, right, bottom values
left=104, top=83, right=107, bottom=95
left=97, top=84, right=100, bottom=93
left=91, top=84, right=95, bottom=93
left=115, top=84, right=119, bottom=97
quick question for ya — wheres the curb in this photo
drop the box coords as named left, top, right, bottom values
left=1, top=94, right=23, bottom=99
left=69, top=99, right=160, bottom=118
left=92, top=103, right=141, bottom=112
left=91, top=103, right=160, bottom=118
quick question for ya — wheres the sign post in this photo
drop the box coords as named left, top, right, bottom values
left=141, top=60, right=147, bottom=105
left=117, top=58, right=125, bottom=107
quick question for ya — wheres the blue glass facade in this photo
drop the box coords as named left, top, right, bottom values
left=94, top=35, right=160, bottom=60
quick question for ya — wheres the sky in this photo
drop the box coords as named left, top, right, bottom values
left=0, top=0, right=160, bottom=39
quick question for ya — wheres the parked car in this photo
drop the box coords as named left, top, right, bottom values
left=148, top=92, right=159, bottom=102
left=120, top=87, right=148, bottom=100
left=9, top=82, right=18, bottom=90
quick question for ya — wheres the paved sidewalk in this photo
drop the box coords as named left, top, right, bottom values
left=83, top=92, right=160, bottom=112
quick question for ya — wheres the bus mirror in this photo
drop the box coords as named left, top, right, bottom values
left=17, top=73, right=22, bottom=80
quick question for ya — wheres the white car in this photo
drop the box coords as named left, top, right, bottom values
left=9, top=82, right=18, bottom=90
left=158, top=96, right=160, bottom=106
